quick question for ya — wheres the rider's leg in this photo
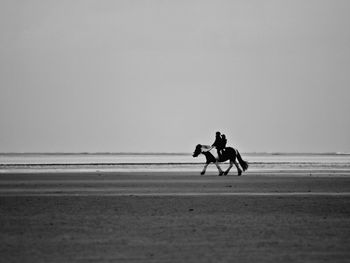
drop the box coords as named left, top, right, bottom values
left=217, top=149, right=221, bottom=161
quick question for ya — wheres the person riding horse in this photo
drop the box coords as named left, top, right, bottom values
left=192, top=131, right=248, bottom=176
left=192, top=143, right=248, bottom=176
left=221, top=134, right=227, bottom=154
left=209, top=131, right=227, bottom=160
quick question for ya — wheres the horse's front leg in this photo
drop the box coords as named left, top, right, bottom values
left=215, top=161, right=224, bottom=176
left=201, top=163, right=209, bottom=175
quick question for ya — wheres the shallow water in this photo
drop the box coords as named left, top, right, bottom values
left=0, top=152, right=349, bottom=174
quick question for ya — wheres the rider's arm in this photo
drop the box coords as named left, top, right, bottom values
left=201, top=145, right=214, bottom=152
left=207, top=146, right=214, bottom=152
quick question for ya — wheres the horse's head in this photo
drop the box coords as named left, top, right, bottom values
left=192, top=144, right=202, bottom=157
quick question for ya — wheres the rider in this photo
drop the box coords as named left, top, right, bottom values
left=211, top=131, right=225, bottom=160
left=221, top=134, right=227, bottom=155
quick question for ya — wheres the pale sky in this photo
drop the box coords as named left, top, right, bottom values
left=1, top=0, right=350, bottom=153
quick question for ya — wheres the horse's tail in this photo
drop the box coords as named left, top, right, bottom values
left=236, top=150, right=248, bottom=171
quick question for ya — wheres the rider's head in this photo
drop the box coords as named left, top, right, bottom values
left=222, top=134, right=226, bottom=139
left=216, top=131, right=221, bottom=137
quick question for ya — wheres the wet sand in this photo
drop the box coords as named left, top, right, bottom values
left=1, top=171, right=350, bottom=262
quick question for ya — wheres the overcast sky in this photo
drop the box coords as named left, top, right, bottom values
left=1, top=0, right=350, bottom=153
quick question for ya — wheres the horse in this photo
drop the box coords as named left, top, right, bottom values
left=192, top=144, right=248, bottom=176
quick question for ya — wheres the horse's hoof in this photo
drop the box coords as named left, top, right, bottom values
left=224, top=171, right=228, bottom=176
left=238, top=171, right=242, bottom=176
left=219, top=172, right=224, bottom=176
left=200, top=172, right=205, bottom=175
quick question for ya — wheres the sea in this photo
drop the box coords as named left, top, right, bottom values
left=0, top=152, right=349, bottom=174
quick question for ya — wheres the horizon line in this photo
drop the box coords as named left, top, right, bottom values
left=0, top=151, right=349, bottom=156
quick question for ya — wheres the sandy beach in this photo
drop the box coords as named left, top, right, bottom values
left=2, top=0, right=350, bottom=261
left=1, top=171, right=350, bottom=262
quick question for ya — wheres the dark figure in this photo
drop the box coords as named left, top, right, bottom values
left=192, top=144, right=249, bottom=176
left=221, top=134, right=227, bottom=155
left=211, top=131, right=224, bottom=159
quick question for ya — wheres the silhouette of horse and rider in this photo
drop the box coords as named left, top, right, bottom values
left=192, top=132, right=248, bottom=176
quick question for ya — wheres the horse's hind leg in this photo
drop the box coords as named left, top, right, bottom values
left=215, top=161, right=224, bottom=176
left=234, top=160, right=243, bottom=176
left=224, top=160, right=234, bottom=175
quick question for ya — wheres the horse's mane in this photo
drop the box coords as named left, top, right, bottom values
left=201, top=145, right=211, bottom=151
